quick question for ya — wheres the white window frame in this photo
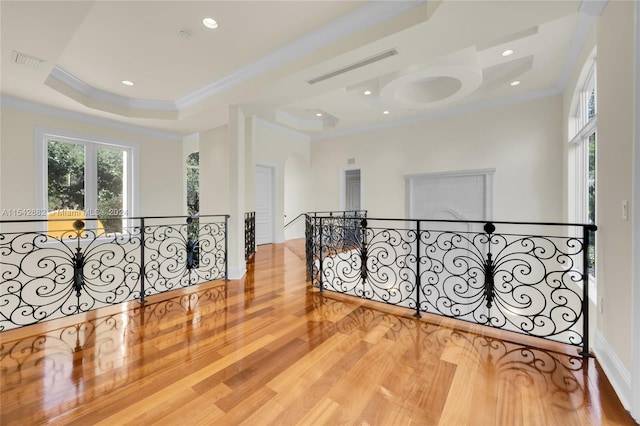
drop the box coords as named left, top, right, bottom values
left=35, top=127, right=140, bottom=232
left=568, top=61, right=597, bottom=283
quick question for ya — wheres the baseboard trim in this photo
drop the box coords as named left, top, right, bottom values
left=593, top=330, right=632, bottom=410
left=227, top=267, right=246, bottom=280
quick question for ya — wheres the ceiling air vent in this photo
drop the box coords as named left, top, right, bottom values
left=12, top=50, right=46, bottom=70
left=307, top=48, right=398, bottom=85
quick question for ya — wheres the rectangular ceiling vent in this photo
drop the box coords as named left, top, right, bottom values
left=12, top=50, right=46, bottom=70
left=307, top=48, right=398, bottom=85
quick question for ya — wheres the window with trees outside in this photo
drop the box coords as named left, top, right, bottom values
left=38, top=130, right=135, bottom=235
left=186, top=152, right=200, bottom=243
left=570, top=62, right=596, bottom=277
left=186, top=152, right=199, bottom=217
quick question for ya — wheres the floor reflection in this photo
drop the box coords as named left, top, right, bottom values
left=305, top=291, right=587, bottom=412
left=0, top=274, right=605, bottom=425
left=0, top=283, right=228, bottom=424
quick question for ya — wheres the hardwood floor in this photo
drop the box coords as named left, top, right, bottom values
left=1, top=240, right=636, bottom=425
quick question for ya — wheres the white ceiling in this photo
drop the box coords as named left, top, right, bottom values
left=1, top=0, right=597, bottom=140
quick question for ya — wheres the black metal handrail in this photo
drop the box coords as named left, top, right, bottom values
left=245, top=211, right=256, bottom=260
left=286, top=210, right=368, bottom=229
left=0, top=214, right=229, bottom=331
left=305, top=214, right=597, bottom=356
left=284, top=213, right=306, bottom=229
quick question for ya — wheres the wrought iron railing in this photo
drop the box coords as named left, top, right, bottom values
left=0, top=215, right=228, bottom=331
left=245, top=211, right=256, bottom=260
left=304, top=210, right=367, bottom=281
left=305, top=215, right=596, bottom=355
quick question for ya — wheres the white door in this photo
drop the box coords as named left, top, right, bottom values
left=407, top=171, right=492, bottom=221
left=255, top=165, right=275, bottom=245
left=406, top=169, right=494, bottom=321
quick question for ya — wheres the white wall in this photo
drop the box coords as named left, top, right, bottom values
left=254, top=121, right=311, bottom=242
left=199, top=125, right=229, bottom=216
left=0, top=107, right=183, bottom=217
left=310, top=96, right=564, bottom=222
left=590, top=0, right=635, bottom=408
left=245, top=117, right=256, bottom=213
left=284, top=153, right=311, bottom=239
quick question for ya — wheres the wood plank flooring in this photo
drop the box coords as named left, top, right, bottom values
left=0, top=240, right=636, bottom=425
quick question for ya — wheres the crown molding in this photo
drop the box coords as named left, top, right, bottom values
left=311, top=86, right=561, bottom=142
left=49, top=66, right=178, bottom=111
left=175, top=1, right=426, bottom=109
left=1, top=95, right=183, bottom=142
left=40, top=1, right=425, bottom=118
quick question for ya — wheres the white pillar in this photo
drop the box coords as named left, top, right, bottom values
left=227, top=106, right=246, bottom=279
left=199, top=126, right=229, bottom=216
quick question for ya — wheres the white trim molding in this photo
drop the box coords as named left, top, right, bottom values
left=311, top=87, right=560, bottom=142
left=48, top=66, right=178, bottom=112
left=594, top=330, right=632, bottom=411
left=37, top=1, right=426, bottom=118
left=176, top=1, right=426, bottom=109
left=2, top=95, right=182, bottom=142
left=227, top=267, right=247, bottom=281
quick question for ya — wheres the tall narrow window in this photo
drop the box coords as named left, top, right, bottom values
left=39, top=129, right=135, bottom=236
left=185, top=152, right=200, bottom=265
left=570, top=63, right=597, bottom=277
left=186, top=152, right=199, bottom=217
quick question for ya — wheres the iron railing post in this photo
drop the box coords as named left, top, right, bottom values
left=139, top=217, right=146, bottom=303
left=581, top=224, right=591, bottom=357
left=319, top=217, right=324, bottom=293
left=225, top=215, right=229, bottom=280
left=360, top=218, right=368, bottom=297
left=414, top=220, right=422, bottom=318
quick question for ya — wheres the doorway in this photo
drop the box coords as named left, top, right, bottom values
left=344, top=169, right=361, bottom=211
left=255, top=165, right=275, bottom=245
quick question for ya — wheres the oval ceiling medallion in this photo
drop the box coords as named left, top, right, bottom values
left=380, top=66, right=483, bottom=109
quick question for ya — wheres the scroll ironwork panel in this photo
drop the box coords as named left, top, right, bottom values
left=245, top=212, right=256, bottom=261
left=1, top=215, right=228, bottom=331
left=1, top=222, right=141, bottom=330
left=142, top=217, right=227, bottom=296
left=311, top=215, right=596, bottom=354
left=304, top=211, right=366, bottom=287
left=418, top=222, right=586, bottom=347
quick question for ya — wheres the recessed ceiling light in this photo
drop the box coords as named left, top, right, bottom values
left=383, top=110, right=390, bottom=115
left=121, top=80, right=134, bottom=86
left=315, top=112, right=323, bottom=117
left=502, top=49, right=515, bottom=57
left=363, top=90, right=372, bottom=96
left=510, top=80, right=521, bottom=86
left=202, top=17, right=219, bottom=29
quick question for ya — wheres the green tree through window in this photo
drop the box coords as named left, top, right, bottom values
left=186, top=152, right=199, bottom=217
left=46, top=139, right=127, bottom=234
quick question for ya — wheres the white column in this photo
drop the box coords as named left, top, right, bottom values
left=199, top=126, right=229, bottom=216
left=227, top=106, right=246, bottom=279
